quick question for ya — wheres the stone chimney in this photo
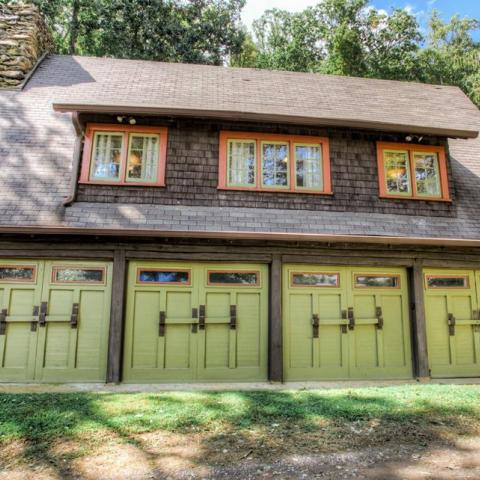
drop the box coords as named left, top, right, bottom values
left=0, top=3, right=52, bottom=88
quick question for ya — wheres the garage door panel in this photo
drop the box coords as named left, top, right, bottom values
left=236, top=292, right=261, bottom=368
left=319, top=326, right=344, bottom=367
left=284, top=265, right=412, bottom=380
left=2, top=323, right=32, bottom=369
left=124, top=262, right=268, bottom=382
left=382, top=295, right=407, bottom=367
left=42, top=323, right=71, bottom=369
left=76, top=290, right=108, bottom=370
left=288, top=293, right=314, bottom=368
left=425, top=269, right=480, bottom=377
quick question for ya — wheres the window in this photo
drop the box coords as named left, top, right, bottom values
left=52, top=266, right=105, bottom=284
left=219, top=132, right=331, bottom=194
left=208, top=271, right=260, bottom=286
left=354, top=274, right=400, bottom=288
left=0, top=265, right=36, bottom=283
left=377, top=142, right=449, bottom=201
left=291, top=272, right=340, bottom=287
left=425, top=275, right=469, bottom=289
left=137, top=269, right=191, bottom=285
left=80, top=124, right=168, bottom=186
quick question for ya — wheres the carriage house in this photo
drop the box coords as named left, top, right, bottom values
left=1, top=4, right=480, bottom=384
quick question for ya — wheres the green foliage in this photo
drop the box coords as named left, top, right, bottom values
left=3, top=0, right=245, bottom=64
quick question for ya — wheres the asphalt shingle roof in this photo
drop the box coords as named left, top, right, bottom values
left=1, top=54, right=480, bottom=244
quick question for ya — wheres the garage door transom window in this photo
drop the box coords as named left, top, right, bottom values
left=290, top=272, right=340, bottom=287
left=137, top=269, right=191, bottom=285
left=52, top=266, right=106, bottom=284
left=0, top=265, right=36, bottom=283
left=207, top=270, right=260, bottom=286
left=425, top=275, right=469, bottom=289
left=354, top=274, right=400, bottom=288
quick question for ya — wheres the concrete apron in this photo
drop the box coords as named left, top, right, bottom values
left=0, top=378, right=479, bottom=393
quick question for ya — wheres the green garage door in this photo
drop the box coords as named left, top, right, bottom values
left=123, top=261, right=268, bottom=382
left=0, top=260, right=112, bottom=383
left=283, top=265, right=412, bottom=381
left=424, top=269, right=480, bottom=378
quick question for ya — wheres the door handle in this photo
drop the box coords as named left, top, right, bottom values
left=448, top=313, right=456, bottom=336
left=0, top=309, right=7, bottom=335
left=159, top=311, right=166, bottom=337
left=348, top=307, right=355, bottom=330
left=39, top=302, right=48, bottom=327
left=31, top=305, right=39, bottom=332
left=312, top=313, right=319, bottom=338
left=192, top=307, right=198, bottom=333
left=70, top=303, right=79, bottom=329
left=375, top=306, right=384, bottom=330
left=230, top=305, right=237, bottom=330
left=199, top=305, right=205, bottom=330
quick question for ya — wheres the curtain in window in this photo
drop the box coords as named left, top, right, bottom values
left=127, top=135, right=159, bottom=182
left=228, top=140, right=255, bottom=186
left=295, top=145, right=323, bottom=189
left=92, top=133, right=123, bottom=180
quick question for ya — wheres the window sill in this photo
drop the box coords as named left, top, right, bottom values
left=217, top=186, right=334, bottom=196
left=379, top=194, right=452, bottom=203
left=78, top=180, right=166, bottom=188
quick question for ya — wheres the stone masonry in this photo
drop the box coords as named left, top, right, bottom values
left=0, top=2, right=52, bottom=88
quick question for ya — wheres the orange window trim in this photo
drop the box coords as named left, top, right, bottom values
left=290, top=271, right=341, bottom=288
left=377, top=142, right=450, bottom=202
left=51, top=265, right=107, bottom=285
left=207, top=270, right=261, bottom=287
left=0, top=264, right=37, bottom=284
left=353, top=273, right=401, bottom=289
left=424, top=274, right=470, bottom=289
left=218, top=131, right=332, bottom=194
left=79, top=123, right=168, bottom=187
left=136, top=268, right=192, bottom=286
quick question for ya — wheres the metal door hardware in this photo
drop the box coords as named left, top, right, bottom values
left=230, top=305, right=237, bottom=330
left=39, top=302, right=48, bottom=327
left=31, top=305, right=39, bottom=332
left=159, top=311, right=166, bottom=337
left=341, top=310, right=348, bottom=333
left=376, top=306, right=384, bottom=330
left=70, top=303, right=79, bottom=329
left=348, top=307, right=355, bottom=330
left=199, top=305, right=205, bottom=330
left=312, top=313, right=319, bottom=338
left=448, top=313, right=456, bottom=336
left=0, top=309, right=7, bottom=335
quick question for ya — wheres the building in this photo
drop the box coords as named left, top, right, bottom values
left=1, top=4, right=480, bottom=384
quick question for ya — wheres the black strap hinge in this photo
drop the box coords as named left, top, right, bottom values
left=376, top=306, right=384, bottom=330
left=448, top=313, right=456, bottom=336
left=0, top=309, right=7, bottom=335
left=312, top=313, right=319, bottom=338
left=159, top=311, right=166, bottom=337
left=230, top=305, right=237, bottom=330
left=39, top=302, right=48, bottom=327
left=199, top=305, right=205, bottom=330
left=70, top=303, right=79, bottom=329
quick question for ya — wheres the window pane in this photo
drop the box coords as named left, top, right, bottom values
left=138, top=270, right=190, bottom=284
left=414, top=152, right=441, bottom=197
left=384, top=150, right=411, bottom=195
left=426, top=276, right=468, bottom=288
left=295, top=144, right=323, bottom=190
left=228, top=140, right=256, bottom=186
left=262, top=142, right=289, bottom=187
left=0, top=266, right=35, bottom=282
left=208, top=271, right=259, bottom=285
left=91, top=133, right=123, bottom=180
left=291, top=272, right=339, bottom=287
left=53, top=267, right=104, bottom=283
left=355, top=275, right=400, bottom=288
left=127, top=134, right=159, bottom=182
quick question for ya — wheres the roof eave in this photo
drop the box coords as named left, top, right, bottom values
left=52, top=103, right=479, bottom=139
left=2, top=225, right=480, bottom=247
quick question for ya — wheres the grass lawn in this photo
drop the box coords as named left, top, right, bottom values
left=1, top=384, right=480, bottom=479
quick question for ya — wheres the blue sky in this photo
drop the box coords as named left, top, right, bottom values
left=242, top=0, right=480, bottom=30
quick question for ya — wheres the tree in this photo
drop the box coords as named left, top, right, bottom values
left=418, top=12, right=480, bottom=107
left=2, top=0, right=246, bottom=64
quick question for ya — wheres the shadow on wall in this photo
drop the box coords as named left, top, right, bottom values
left=0, top=388, right=479, bottom=478
left=0, top=56, right=96, bottom=227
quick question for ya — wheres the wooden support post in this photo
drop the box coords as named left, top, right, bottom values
left=269, top=254, right=283, bottom=382
left=410, top=260, right=430, bottom=379
left=107, top=248, right=127, bottom=383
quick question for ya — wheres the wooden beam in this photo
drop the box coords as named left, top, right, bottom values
left=106, top=248, right=127, bottom=383
left=281, top=254, right=414, bottom=267
left=269, top=255, right=283, bottom=382
left=410, top=261, right=430, bottom=379
left=125, top=251, right=272, bottom=262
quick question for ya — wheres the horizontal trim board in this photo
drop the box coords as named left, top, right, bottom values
left=52, top=104, right=479, bottom=139
left=3, top=225, right=480, bottom=248
left=125, top=251, right=272, bottom=262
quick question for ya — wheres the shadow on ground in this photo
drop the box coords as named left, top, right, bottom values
left=0, top=387, right=479, bottom=479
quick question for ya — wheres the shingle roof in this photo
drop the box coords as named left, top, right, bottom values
left=50, top=55, right=480, bottom=139
left=1, top=54, right=480, bottom=245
